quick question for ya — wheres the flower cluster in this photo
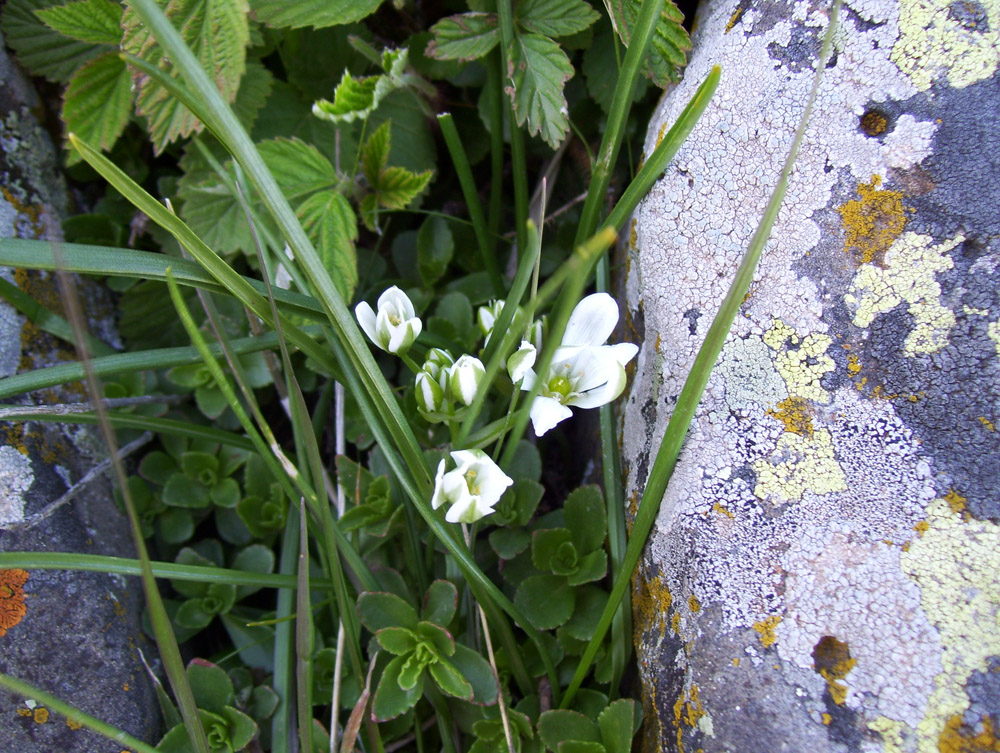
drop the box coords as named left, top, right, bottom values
left=355, top=288, right=636, bottom=522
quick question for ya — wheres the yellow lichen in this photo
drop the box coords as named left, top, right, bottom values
left=33, top=707, right=49, bottom=724
left=753, top=429, right=848, bottom=503
left=764, top=321, right=835, bottom=404
left=725, top=7, right=743, bottom=32
left=938, top=714, right=1000, bottom=753
left=978, top=417, right=995, bottom=431
left=868, top=716, right=906, bottom=753
left=822, top=713, right=833, bottom=725
left=988, top=321, right=1000, bottom=365
left=67, top=718, right=83, bottom=730
left=629, top=219, right=638, bottom=250
left=672, top=685, right=705, bottom=753
left=846, top=231, right=962, bottom=356
left=17, top=708, right=32, bottom=718
left=633, top=573, right=673, bottom=642
left=892, top=0, right=999, bottom=92
left=753, top=615, right=781, bottom=648
left=901, top=498, right=1000, bottom=753
left=712, top=501, right=734, bottom=519
left=847, top=354, right=862, bottom=376
left=914, top=520, right=929, bottom=535
left=0, top=569, right=29, bottom=637
left=838, top=176, right=907, bottom=266
left=671, top=612, right=681, bottom=634
left=768, top=396, right=814, bottom=436
left=732, top=657, right=740, bottom=667
left=688, top=594, right=701, bottom=613
left=943, top=489, right=966, bottom=514
left=860, top=109, right=889, bottom=136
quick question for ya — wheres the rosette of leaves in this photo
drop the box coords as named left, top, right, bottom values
left=169, top=540, right=274, bottom=634
left=236, top=453, right=288, bottom=540
left=537, top=698, right=641, bottom=753
left=157, top=660, right=258, bottom=753
left=336, top=455, right=400, bottom=538
left=140, top=438, right=248, bottom=511
left=358, top=580, right=498, bottom=721
left=166, top=350, right=272, bottom=420
left=470, top=708, right=540, bottom=753
left=513, top=486, right=608, bottom=631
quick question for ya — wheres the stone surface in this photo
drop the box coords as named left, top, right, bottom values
left=0, top=31, right=160, bottom=750
left=622, top=0, right=1000, bottom=751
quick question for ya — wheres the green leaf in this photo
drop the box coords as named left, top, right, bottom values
left=358, top=591, right=419, bottom=632
left=372, top=655, right=422, bottom=721
left=35, top=0, right=122, bottom=44
left=231, top=543, right=274, bottom=599
left=176, top=155, right=253, bottom=257
left=296, top=191, right=358, bottom=301
left=187, top=660, right=234, bottom=715
left=429, top=658, right=473, bottom=700
left=426, top=13, right=499, bottom=61
left=602, top=0, right=690, bottom=87
left=567, top=550, right=606, bottom=586
left=490, top=528, right=531, bottom=559
left=175, top=598, right=216, bottom=629
left=159, top=508, right=195, bottom=544
left=210, top=477, right=240, bottom=508
left=361, top=120, right=391, bottom=186
left=562, top=586, right=607, bottom=641
left=1, top=0, right=106, bottom=82
left=312, top=47, right=409, bottom=124
left=506, top=33, right=574, bottom=149
left=516, top=0, right=599, bottom=38
left=559, top=741, right=606, bottom=753
left=417, top=216, right=454, bottom=288
left=564, top=485, right=606, bottom=554
left=222, top=705, right=258, bottom=751
left=450, top=643, right=499, bottom=706
left=538, top=710, right=600, bottom=751
left=249, top=0, right=383, bottom=29
left=257, top=137, right=338, bottom=201
left=219, top=612, right=274, bottom=671
left=597, top=699, right=640, bottom=753
left=514, top=574, right=575, bottom=631
left=232, top=60, right=275, bottom=130
left=421, top=580, right=458, bottom=627
left=367, top=88, right=437, bottom=174
left=122, top=0, right=249, bottom=151
left=376, top=627, right=418, bottom=656
left=376, top=166, right=433, bottom=210
left=163, top=472, right=212, bottom=508
left=532, top=528, right=574, bottom=572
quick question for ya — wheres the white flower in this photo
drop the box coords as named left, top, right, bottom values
left=355, top=286, right=422, bottom=355
left=448, top=354, right=485, bottom=407
left=520, top=293, right=638, bottom=436
left=507, top=341, right=536, bottom=383
left=431, top=450, right=513, bottom=523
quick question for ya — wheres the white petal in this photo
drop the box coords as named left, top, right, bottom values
left=570, top=361, right=627, bottom=409
left=529, top=396, right=573, bottom=436
left=387, top=320, right=417, bottom=354
left=445, top=494, right=494, bottom=523
left=507, top=341, right=536, bottom=383
left=473, top=462, right=513, bottom=507
left=608, top=342, right=638, bottom=366
left=431, top=460, right=448, bottom=509
left=355, top=302, right=380, bottom=348
left=450, top=449, right=480, bottom=469
left=378, top=285, right=415, bottom=319
left=562, top=293, right=619, bottom=347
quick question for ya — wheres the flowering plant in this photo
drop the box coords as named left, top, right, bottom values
left=432, top=450, right=514, bottom=524
left=355, top=286, right=423, bottom=356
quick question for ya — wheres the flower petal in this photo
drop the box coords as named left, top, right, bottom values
left=570, top=361, right=627, bottom=409
left=608, top=342, right=639, bottom=366
left=562, top=293, right=619, bottom=347
left=431, top=460, right=448, bottom=510
left=355, top=301, right=380, bottom=349
left=507, top=341, right=536, bottom=383
left=378, top=285, right=415, bottom=320
left=529, top=396, right=573, bottom=436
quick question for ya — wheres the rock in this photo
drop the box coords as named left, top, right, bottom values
left=622, top=0, right=1000, bottom=751
left=0, top=31, right=160, bottom=750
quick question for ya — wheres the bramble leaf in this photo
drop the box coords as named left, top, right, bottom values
left=62, top=52, right=132, bottom=162
left=516, top=0, right=599, bottom=38
left=35, top=0, right=122, bottom=45
left=601, top=0, right=690, bottom=86
left=296, top=190, right=358, bottom=300
left=426, top=13, right=500, bottom=61
left=1, top=0, right=105, bottom=82
left=249, top=0, right=383, bottom=29
left=506, top=33, right=574, bottom=149
left=312, top=47, right=409, bottom=124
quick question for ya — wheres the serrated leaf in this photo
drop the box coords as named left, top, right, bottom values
left=378, top=167, right=433, bottom=210
left=35, top=0, right=121, bottom=45
left=429, top=658, right=474, bottom=700
left=538, top=710, right=601, bottom=751
left=422, top=580, right=458, bottom=628
left=177, top=163, right=255, bottom=256
left=505, top=33, right=573, bottom=149
left=296, top=190, right=358, bottom=300
left=2, top=0, right=105, bottom=82
left=426, top=12, right=499, bottom=61
left=564, top=485, right=606, bottom=554
left=516, top=0, right=599, bottom=38
left=361, top=120, right=391, bottom=186
left=250, top=0, right=383, bottom=29
left=62, top=51, right=131, bottom=162
left=597, top=699, right=640, bottom=753
left=312, top=47, right=409, bottom=124
left=372, top=655, right=422, bottom=721
left=232, top=59, right=274, bottom=130
left=602, top=0, right=690, bottom=87
left=582, top=19, right=648, bottom=114
left=257, top=137, right=338, bottom=200
left=514, top=574, right=575, bottom=631
left=122, top=0, right=249, bottom=152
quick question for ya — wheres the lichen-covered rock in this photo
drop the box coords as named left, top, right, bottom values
left=0, top=32, right=159, bottom=750
left=622, top=0, right=1000, bottom=751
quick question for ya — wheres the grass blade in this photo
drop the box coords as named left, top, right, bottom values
left=560, top=0, right=841, bottom=706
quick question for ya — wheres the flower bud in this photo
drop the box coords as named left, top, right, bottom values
left=448, top=354, right=485, bottom=407
left=415, top=371, right=445, bottom=415
left=507, top=341, right=536, bottom=383
left=355, top=286, right=422, bottom=356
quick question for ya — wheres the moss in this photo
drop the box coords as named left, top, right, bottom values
left=753, top=615, right=781, bottom=648
left=838, top=176, right=908, bottom=266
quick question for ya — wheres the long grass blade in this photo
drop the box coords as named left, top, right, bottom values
left=560, top=0, right=841, bottom=706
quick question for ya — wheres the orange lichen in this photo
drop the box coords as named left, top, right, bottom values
left=725, top=7, right=743, bottom=32
left=33, top=708, right=49, bottom=724
left=67, top=718, right=83, bottom=730
left=915, top=520, right=929, bottom=536
left=860, top=109, right=888, bottom=137
left=712, top=502, right=734, bottom=519
left=688, top=594, right=701, bottom=613
left=938, top=714, right=1000, bottom=753
left=17, top=708, right=32, bottom=718
left=672, top=685, right=705, bottom=753
left=732, top=657, right=740, bottom=667
left=753, top=615, right=781, bottom=648
left=632, top=573, right=673, bottom=642
left=847, top=354, right=862, bottom=376
left=812, top=636, right=856, bottom=706
left=944, top=489, right=967, bottom=514
left=821, top=713, right=833, bottom=725
left=838, top=176, right=908, bottom=265
left=0, top=569, right=29, bottom=636
left=978, top=417, right=995, bottom=431
left=768, top=397, right=814, bottom=436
